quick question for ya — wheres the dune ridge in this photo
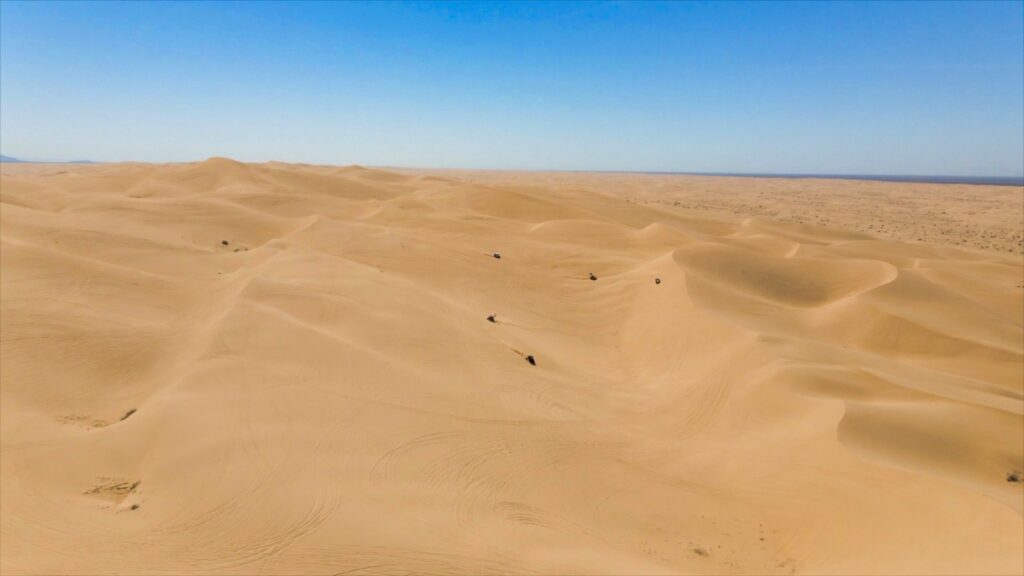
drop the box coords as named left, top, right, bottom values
left=1, top=160, right=1022, bottom=575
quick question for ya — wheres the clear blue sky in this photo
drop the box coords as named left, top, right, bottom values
left=1, top=1, right=1022, bottom=175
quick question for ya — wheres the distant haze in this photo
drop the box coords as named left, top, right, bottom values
left=0, top=155, right=94, bottom=164
left=1, top=1, right=1022, bottom=176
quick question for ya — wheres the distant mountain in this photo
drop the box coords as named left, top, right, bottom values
left=0, top=155, right=96, bottom=164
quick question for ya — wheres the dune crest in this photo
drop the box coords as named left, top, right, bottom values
left=2, top=161, right=1021, bottom=575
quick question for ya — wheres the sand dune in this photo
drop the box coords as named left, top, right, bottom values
left=406, top=169, right=1024, bottom=255
left=1, top=160, right=1021, bottom=575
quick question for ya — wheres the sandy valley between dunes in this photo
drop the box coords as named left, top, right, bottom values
left=1, top=159, right=1022, bottom=575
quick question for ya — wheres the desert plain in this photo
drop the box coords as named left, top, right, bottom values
left=1, top=159, right=1022, bottom=574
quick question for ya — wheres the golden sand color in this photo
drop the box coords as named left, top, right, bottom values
left=1, top=159, right=1022, bottom=575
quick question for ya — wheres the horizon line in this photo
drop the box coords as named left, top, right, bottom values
left=2, top=156, right=1022, bottom=186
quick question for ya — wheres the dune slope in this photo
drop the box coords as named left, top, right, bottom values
left=1, top=160, right=1022, bottom=575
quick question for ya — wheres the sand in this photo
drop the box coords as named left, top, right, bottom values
left=1, top=159, right=1021, bottom=575
left=397, top=169, right=1024, bottom=255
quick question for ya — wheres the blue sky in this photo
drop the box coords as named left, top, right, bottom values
left=1, top=1, right=1022, bottom=175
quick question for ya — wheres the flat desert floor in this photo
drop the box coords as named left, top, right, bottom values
left=1, top=159, right=1022, bottom=575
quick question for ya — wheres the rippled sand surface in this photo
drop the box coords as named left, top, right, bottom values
left=2, top=159, right=1021, bottom=574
